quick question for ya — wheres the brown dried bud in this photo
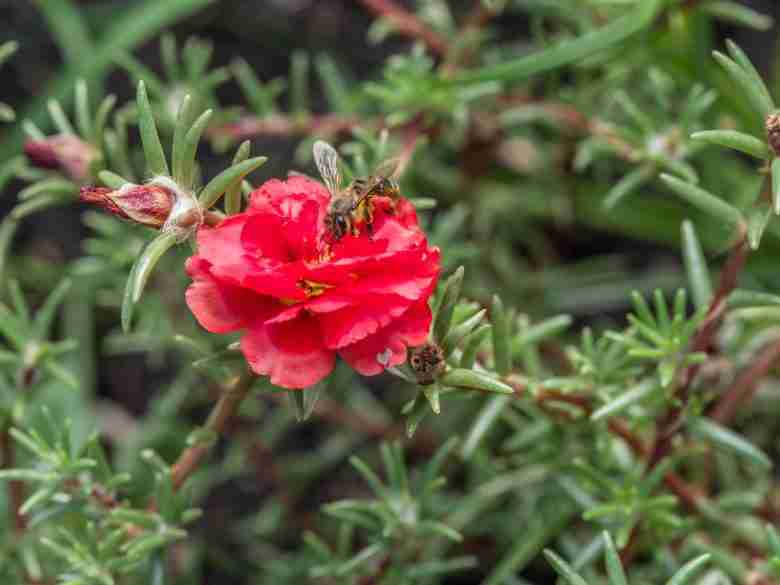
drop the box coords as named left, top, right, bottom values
left=408, top=342, right=445, bottom=386
left=766, top=113, right=780, bottom=156
left=79, top=183, right=175, bottom=228
left=24, top=134, right=98, bottom=183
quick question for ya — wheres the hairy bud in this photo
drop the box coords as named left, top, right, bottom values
left=24, top=134, right=98, bottom=183
left=766, top=113, right=780, bottom=156
left=79, top=183, right=175, bottom=228
left=408, top=342, right=445, bottom=386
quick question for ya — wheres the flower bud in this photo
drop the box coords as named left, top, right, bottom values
left=24, top=134, right=98, bottom=183
left=408, top=342, right=445, bottom=386
left=79, top=183, right=175, bottom=228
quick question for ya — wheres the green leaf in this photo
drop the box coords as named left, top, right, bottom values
left=74, top=79, right=92, bottom=138
left=772, top=158, right=780, bottom=215
left=99, top=170, right=129, bottom=189
left=0, top=218, right=19, bottom=288
left=590, top=379, right=656, bottom=422
left=543, top=550, right=590, bottom=585
left=602, top=532, right=627, bottom=585
left=180, top=108, right=214, bottom=189
left=33, top=278, right=72, bottom=340
left=171, top=94, right=195, bottom=185
left=681, top=220, right=712, bottom=311
left=690, top=418, right=772, bottom=469
left=232, top=58, right=283, bottom=115
left=746, top=204, right=772, bottom=250
left=198, top=156, right=267, bottom=209
left=691, top=130, right=769, bottom=160
left=713, top=50, right=774, bottom=122
left=0, top=469, right=57, bottom=482
left=287, top=382, right=323, bottom=422
left=767, top=524, right=780, bottom=555
left=136, top=81, right=169, bottom=177
left=440, top=368, right=514, bottom=395
left=461, top=395, right=511, bottom=458
left=666, top=554, right=711, bottom=585
left=703, top=2, right=772, bottom=30
left=47, top=99, right=75, bottom=135
left=433, top=267, right=465, bottom=344
left=225, top=141, right=251, bottom=215
left=660, top=174, right=744, bottom=236
left=484, top=497, right=577, bottom=585
left=491, top=296, right=511, bottom=376
left=121, top=231, right=178, bottom=332
left=453, top=0, right=663, bottom=84
left=315, top=53, right=353, bottom=112
left=460, top=324, right=491, bottom=369
left=729, top=289, right=780, bottom=309
left=442, top=308, right=485, bottom=358
left=725, top=40, right=775, bottom=113
left=92, top=94, right=117, bottom=147
left=512, top=315, right=573, bottom=354
left=290, top=50, right=310, bottom=116
left=19, top=179, right=77, bottom=201
left=603, top=165, right=655, bottom=210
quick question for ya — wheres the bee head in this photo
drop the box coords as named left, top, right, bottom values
left=325, top=208, right=351, bottom=240
left=375, top=177, right=399, bottom=197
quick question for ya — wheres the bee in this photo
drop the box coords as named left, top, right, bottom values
left=313, top=140, right=402, bottom=242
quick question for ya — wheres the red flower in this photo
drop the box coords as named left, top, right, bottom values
left=185, top=176, right=440, bottom=389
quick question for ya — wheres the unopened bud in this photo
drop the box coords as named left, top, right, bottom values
left=24, top=134, right=98, bottom=183
left=766, top=113, right=780, bottom=156
left=79, top=183, right=174, bottom=228
left=408, top=342, right=445, bottom=386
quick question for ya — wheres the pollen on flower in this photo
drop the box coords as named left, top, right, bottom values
left=298, top=279, right=334, bottom=298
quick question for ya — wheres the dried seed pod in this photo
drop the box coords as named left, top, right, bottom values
left=408, top=342, right=446, bottom=386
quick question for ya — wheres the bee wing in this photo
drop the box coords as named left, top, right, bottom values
left=313, top=140, right=342, bottom=195
left=374, top=156, right=403, bottom=180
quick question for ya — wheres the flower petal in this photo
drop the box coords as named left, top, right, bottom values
left=241, top=312, right=335, bottom=389
left=185, top=257, right=268, bottom=333
left=339, top=301, right=432, bottom=376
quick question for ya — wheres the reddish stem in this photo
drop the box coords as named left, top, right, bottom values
left=709, top=339, right=780, bottom=424
left=355, top=0, right=449, bottom=56
left=1, top=426, right=26, bottom=533
left=208, top=114, right=366, bottom=143
left=170, top=372, right=255, bottom=490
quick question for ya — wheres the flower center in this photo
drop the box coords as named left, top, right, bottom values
left=298, top=279, right=333, bottom=298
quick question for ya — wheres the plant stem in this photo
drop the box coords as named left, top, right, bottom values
left=620, top=233, right=749, bottom=563
left=355, top=0, right=449, bottom=56
left=709, top=338, right=780, bottom=424
left=1, top=423, right=25, bottom=533
left=170, top=371, right=255, bottom=490
left=208, top=114, right=367, bottom=143
left=648, top=233, right=748, bottom=468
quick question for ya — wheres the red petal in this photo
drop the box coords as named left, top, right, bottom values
left=185, top=257, right=270, bottom=333
left=249, top=176, right=330, bottom=214
left=196, top=215, right=248, bottom=265
left=317, top=294, right=411, bottom=349
left=241, top=312, right=335, bottom=389
left=339, top=301, right=432, bottom=376
left=241, top=212, right=291, bottom=261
